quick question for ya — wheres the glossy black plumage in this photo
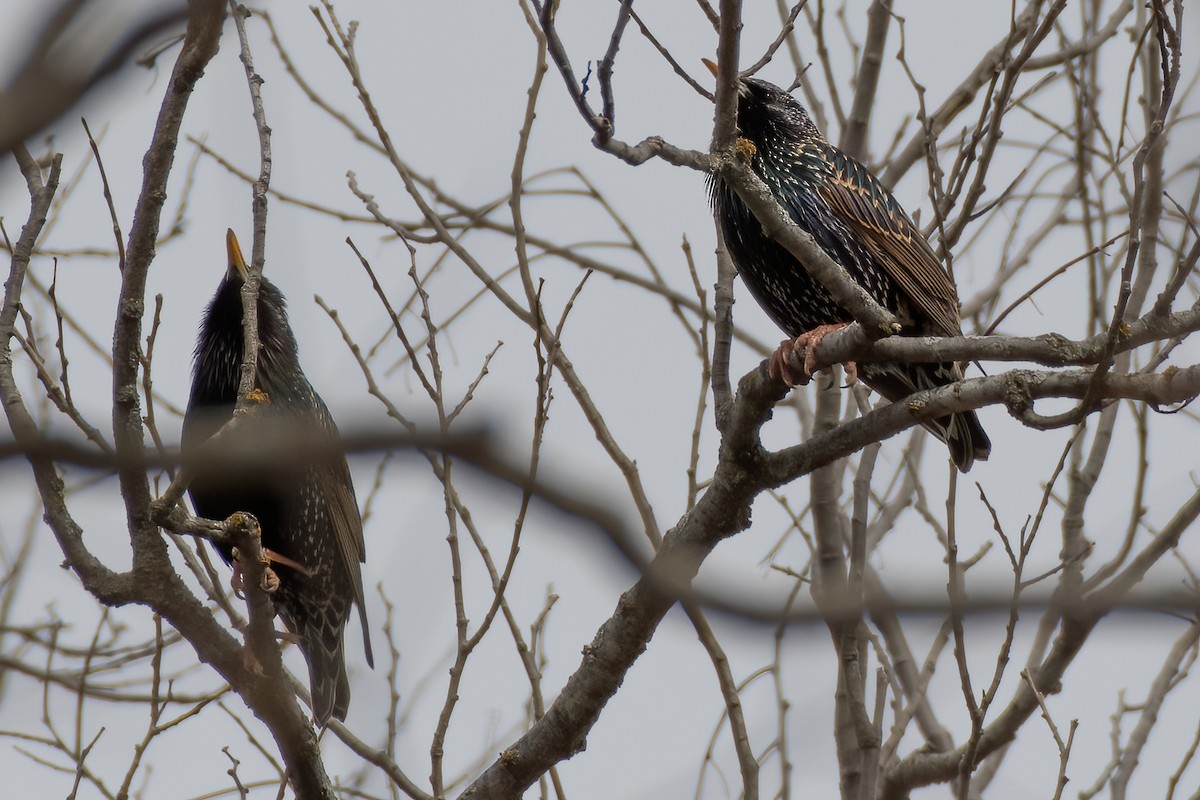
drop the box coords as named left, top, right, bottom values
left=182, top=230, right=373, bottom=723
left=708, top=75, right=991, bottom=471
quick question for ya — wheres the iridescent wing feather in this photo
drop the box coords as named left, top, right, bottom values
left=814, top=146, right=964, bottom=337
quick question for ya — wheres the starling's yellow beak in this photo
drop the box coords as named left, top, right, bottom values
left=226, top=228, right=249, bottom=283
left=704, top=58, right=748, bottom=99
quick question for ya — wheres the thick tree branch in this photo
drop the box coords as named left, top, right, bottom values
left=783, top=301, right=1200, bottom=375
left=113, top=0, right=225, bottom=579
left=459, top=365, right=786, bottom=799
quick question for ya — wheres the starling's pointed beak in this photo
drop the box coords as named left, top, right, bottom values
left=226, top=228, right=248, bottom=284
left=703, top=58, right=748, bottom=99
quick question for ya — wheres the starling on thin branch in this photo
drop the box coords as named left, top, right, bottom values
left=706, top=66, right=991, bottom=471
left=182, top=230, right=373, bottom=723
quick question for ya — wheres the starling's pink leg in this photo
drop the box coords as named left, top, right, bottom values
left=263, top=548, right=314, bottom=578
left=768, top=323, right=857, bottom=387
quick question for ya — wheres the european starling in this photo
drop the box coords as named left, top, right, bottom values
left=706, top=70, right=991, bottom=471
left=182, top=230, right=373, bottom=723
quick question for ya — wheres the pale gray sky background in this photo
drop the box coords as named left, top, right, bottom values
left=1, top=2, right=1198, bottom=798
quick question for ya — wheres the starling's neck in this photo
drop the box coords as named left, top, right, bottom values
left=759, top=132, right=828, bottom=182
left=191, top=278, right=300, bottom=406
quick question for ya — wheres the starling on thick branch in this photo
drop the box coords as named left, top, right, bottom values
left=182, top=230, right=373, bottom=723
left=706, top=67, right=991, bottom=471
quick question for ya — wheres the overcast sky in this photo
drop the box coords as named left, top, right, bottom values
left=2, top=2, right=1198, bottom=798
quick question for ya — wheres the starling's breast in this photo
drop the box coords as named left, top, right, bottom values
left=709, top=147, right=900, bottom=338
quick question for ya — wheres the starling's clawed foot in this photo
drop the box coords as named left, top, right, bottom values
left=768, top=323, right=855, bottom=387
left=795, top=323, right=851, bottom=375
left=231, top=546, right=283, bottom=594
left=261, top=565, right=280, bottom=593
left=842, top=361, right=859, bottom=387
left=768, top=338, right=804, bottom=387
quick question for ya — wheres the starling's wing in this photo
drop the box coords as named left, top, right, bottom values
left=322, top=457, right=375, bottom=668
left=312, top=403, right=375, bottom=669
left=814, top=145, right=964, bottom=337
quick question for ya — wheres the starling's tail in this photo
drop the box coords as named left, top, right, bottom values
left=861, top=361, right=991, bottom=473
left=275, top=577, right=356, bottom=724
left=302, top=629, right=351, bottom=725
left=940, top=407, right=991, bottom=473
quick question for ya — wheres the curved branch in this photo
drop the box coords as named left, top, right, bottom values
left=1, top=148, right=132, bottom=601
left=784, top=302, right=1200, bottom=374
left=0, top=3, right=189, bottom=158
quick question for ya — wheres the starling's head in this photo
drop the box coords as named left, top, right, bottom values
left=703, top=60, right=822, bottom=147
left=217, top=229, right=286, bottom=318
left=213, top=229, right=291, bottom=332
left=734, top=78, right=821, bottom=143
left=191, top=229, right=298, bottom=401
